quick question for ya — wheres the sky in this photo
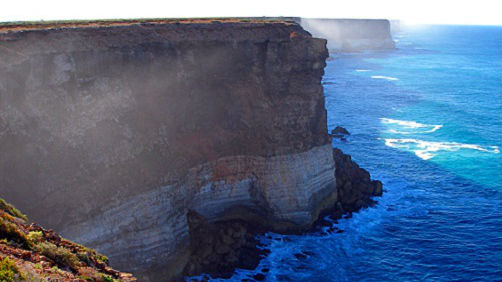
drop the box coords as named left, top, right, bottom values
left=1, top=0, right=501, bottom=26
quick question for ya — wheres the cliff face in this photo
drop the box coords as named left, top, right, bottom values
left=0, top=20, right=334, bottom=280
left=300, top=18, right=395, bottom=52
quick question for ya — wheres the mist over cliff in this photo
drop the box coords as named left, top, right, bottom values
left=300, top=18, right=395, bottom=51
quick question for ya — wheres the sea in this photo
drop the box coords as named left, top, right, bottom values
left=197, top=25, right=502, bottom=282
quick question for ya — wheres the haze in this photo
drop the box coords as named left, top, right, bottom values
left=1, top=0, right=501, bottom=26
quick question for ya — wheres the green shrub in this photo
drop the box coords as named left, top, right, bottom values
left=36, top=242, right=80, bottom=270
left=0, top=199, right=27, bottom=222
left=96, top=254, right=109, bottom=265
left=75, top=244, right=109, bottom=265
left=0, top=257, right=26, bottom=282
left=27, top=231, right=43, bottom=243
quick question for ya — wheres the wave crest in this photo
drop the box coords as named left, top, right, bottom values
left=383, top=138, right=500, bottom=160
left=371, top=75, right=399, bottom=81
left=380, top=118, right=443, bottom=134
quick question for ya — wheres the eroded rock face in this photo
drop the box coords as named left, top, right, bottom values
left=0, top=20, right=335, bottom=280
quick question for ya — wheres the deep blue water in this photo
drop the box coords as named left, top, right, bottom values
left=197, top=25, right=502, bottom=282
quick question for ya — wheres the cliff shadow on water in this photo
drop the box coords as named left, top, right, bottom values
left=0, top=19, right=386, bottom=281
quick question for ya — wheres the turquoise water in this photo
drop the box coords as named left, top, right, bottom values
left=366, top=25, right=502, bottom=189
left=196, top=25, right=502, bottom=282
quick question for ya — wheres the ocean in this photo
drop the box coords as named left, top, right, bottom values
left=199, top=25, right=502, bottom=282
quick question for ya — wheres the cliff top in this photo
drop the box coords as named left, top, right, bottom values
left=0, top=18, right=297, bottom=33
left=0, top=198, right=136, bottom=282
left=0, top=17, right=314, bottom=56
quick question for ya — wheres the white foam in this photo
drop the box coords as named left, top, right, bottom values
left=380, top=118, right=443, bottom=134
left=371, top=75, right=399, bottom=81
left=383, top=138, right=500, bottom=160
left=355, top=69, right=371, bottom=72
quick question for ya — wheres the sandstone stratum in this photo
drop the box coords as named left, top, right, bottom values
left=0, top=19, right=382, bottom=281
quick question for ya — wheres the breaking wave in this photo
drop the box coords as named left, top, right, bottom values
left=380, top=118, right=443, bottom=134
left=371, top=75, right=399, bottom=81
left=383, top=138, right=500, bottom=160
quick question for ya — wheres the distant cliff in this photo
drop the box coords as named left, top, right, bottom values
left=300, top=18, right=395, bottom=52
left=0, top=19, right=381, bottom=281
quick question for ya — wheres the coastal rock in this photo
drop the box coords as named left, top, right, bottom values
left=331, top=126, right=350, bottom=135
left=184, top=210, right=269, bottom=278
left=330, top=126, right=351, bottom=140
left=332, top=148, right=383, bottom=212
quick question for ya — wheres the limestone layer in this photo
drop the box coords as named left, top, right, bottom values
left=61, top=144, right=336, bottom=279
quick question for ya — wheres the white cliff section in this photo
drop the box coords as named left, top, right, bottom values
left=61, top=144, right=335, bottom=271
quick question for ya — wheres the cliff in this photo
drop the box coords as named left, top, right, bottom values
left=0, top=198, right=136, bottom=281
left=300, top=18, right=395, bottom=52
left=0, top=19, right=332, bottom=280
left=0, top=19, right=381, bottom=281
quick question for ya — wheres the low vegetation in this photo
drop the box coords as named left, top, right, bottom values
left=0, top=199, right=27, bottom=222
left=0, top=198, right=135, bottom=281
left=36, top=241, right=81, bottom=271
left=0, top=214, right=31, bottom=249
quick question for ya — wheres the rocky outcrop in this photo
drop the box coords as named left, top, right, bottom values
left=0, top=198, right=136, bottom=282
left=0, top=19, right=334, bottom=280
left=300, top=18, right=395, bottom=52
left=330, top=126, right=350, bottom=141
left=183, top=211, right=269, bottom=278
left=331, top=126, right=350, bottom=136
left=333, top=148, right=383, bottom=212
